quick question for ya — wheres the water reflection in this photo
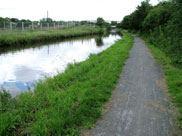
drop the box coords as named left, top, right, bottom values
left=95, top=37, right=104, bottom=46
left=0, top=34, right=121, bottom=97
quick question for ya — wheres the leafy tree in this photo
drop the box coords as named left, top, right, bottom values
left=96, top=17, right=105, bottom=27
left=111, top=21, right=117, bottom=26
left=121, top=1, right=153, bottom=32
left=121, top=0, right=182, bottom=65
left=143, top=2, right=172, bottom=32
left=165, top=0, right=182, bottom=64
left=40, top=18, right=53, bottom=23
left=116, top=22, right=122, bottom=28
left=104, top=22, right=112, bottom=30
left=10, top=18, right=19, bottom=23
left=80, top=21, right=89, bottom=25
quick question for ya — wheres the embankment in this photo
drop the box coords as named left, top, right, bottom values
left=0, top=26, right=103, bottom=48
left=0, top=33, right=134, bottom=135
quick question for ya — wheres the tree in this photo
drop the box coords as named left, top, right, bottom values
left=111, top=21, right=117, bottom=26
left=142, top=2, right=172, bottom=32
left=96, top=17, right=105, bottom=27
left=10, top=18, right=19, bottom=23
left=40, top=18, right=53, bottom=23
left=121, top=1, right=153, bottom=31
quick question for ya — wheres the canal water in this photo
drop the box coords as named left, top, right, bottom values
left=0, top=33, right=121, bottom=97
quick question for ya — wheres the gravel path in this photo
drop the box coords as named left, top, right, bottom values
left=83, top=36, right=180, bottom=136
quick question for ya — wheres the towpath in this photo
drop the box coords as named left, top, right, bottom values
left=83, top=36, right=181, bottom=136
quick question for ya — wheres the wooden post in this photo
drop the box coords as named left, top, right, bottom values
left=54, top=23, right=55, bottom=29
left=40, top=23, right=42, bottom=30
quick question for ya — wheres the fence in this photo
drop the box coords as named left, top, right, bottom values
left=0, top=21, right=95, bottom=31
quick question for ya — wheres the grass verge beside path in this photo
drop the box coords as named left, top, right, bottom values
left=0, top=33, right=133, bottom=135
left=0, top=26, right=102, bottom=47
left=144, top=39, right=182, bottom=127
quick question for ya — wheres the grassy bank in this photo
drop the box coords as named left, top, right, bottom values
left=0, top=33, right=133, bottom=135
left=143, top=38, right=182, bottom=127
left=0, top=26, right=103, bottom=47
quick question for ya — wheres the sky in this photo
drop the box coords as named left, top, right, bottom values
left=0, top=0, right=159, bottom=21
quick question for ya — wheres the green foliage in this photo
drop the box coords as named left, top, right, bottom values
left=111, top=21, right=117, bottom=26
left=116, top=22, right=122, bottom=28
left=104, top=22, right=112, bottom=31
left=96, top=17, right=105, bottom=27
left=0, top=33, right=133, bottom=135
left=121, top=1, right=152, bottom=31
left=10, top=18, right=19, bottom=23
left=0, top=90, right=11, bottom=108
left=95, top=17, right=111, bottom=31
left=121, top=0, right=182, bottom=65
left=40, top=18, right=53, bottom=23
left=144, top=38, right=182, bottom=128
left=165, top=0, right=182, bottom=65
left=121, top=0, right=182, bottom=127
left=0, top=26, right=103, bottom=48
left=0, top=17, right=32, bottom=28
left=142, top=2, right=172, bottom=32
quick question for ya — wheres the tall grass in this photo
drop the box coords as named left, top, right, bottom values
left=0, top=33, right=134, bottom=135
left=144, top=38, right=182, bottom=128
left=0, top=26, right=103, bottom=48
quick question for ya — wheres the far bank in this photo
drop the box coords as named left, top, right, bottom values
left=0, top=26, right=103, bottom=48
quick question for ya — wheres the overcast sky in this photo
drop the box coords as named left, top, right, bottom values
left=0, top=0, right=159, bottom=21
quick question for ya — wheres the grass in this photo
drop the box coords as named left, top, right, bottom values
left=0, top=26, right=103, bottom=48
left=0, top=33, right=134, bottom=135
left=143, top=38, right=182, bottom=127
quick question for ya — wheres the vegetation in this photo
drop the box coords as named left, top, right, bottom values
left=111, top=21, right=118, bottom=26
left=121, top=1, right=152, bottom=31
left=120, top=0, right=182, bottom=66
left=0, top=26, right=103, bottom=48
left=0, top=17, right=91, bottom=29
left=0, top=35, right=105, bottom=55
left=96, top=17, right=111, bottom=31
left=96, top=17, right=105, bottom=27
left=0, top=33, right=134, bottom=135
left=40, top=18, right=54, bottom=23
left=144, top=39, right=182, bottom=127
left=120, top=0, right=182, bottom=126
left=0, top=17, right=31, bottom=27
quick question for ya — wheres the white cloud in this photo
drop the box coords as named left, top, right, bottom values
left=0, top=0, right=159, bottom=21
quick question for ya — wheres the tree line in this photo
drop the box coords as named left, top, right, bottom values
left=0, top=17, right=97, bottom=28
left=119, top=0, right=182, bottom=65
